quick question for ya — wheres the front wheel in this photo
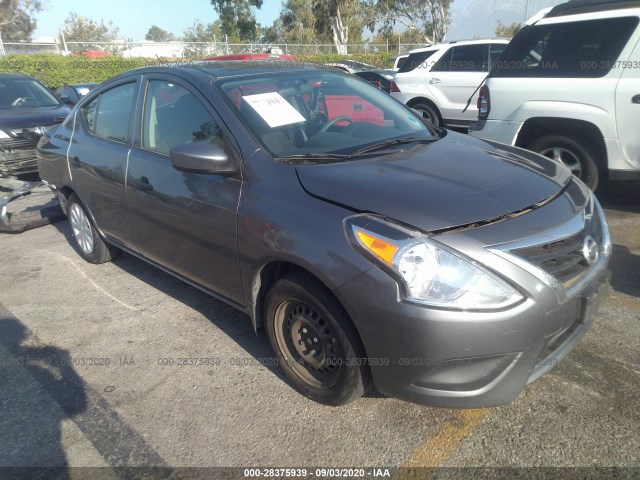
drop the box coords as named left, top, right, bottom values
left=67, top=194, right=119, bottom=264
left=264, top=274, right=371, bottom=406
left=528, top=134, right=600, bottom=190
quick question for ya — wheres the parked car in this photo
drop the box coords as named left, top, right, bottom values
left=325, top=61, right=394, bottom=93
left=38, top=61, right=611, bottom=407
left=469, top=0, right=640, bottom=191
left=391, top=54, right=409, bottom=71
left=54, top=83, right=99, bottom=105
left=391, top=39, right=510, bottom=128
left=0, top=73, right=70, bottom=176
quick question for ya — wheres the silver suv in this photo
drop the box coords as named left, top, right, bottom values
left=469, top=0, right=640, bottom=190
left=391, top=39, right=509, bottom=128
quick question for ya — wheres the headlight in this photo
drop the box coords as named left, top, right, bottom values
left=345, top=215, right=524, bottom=311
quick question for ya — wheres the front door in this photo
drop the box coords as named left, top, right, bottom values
left=126, top=76, right=244, bottom=305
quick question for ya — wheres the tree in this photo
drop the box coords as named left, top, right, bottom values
left=182, top=20, right=223, bottom=58
left=313, top=0, right=372, bottom=54
left=210, top=0, right=263, bottom=42
left=260, top=19, right=283, bottom=44
left=0, top=0, right=42, bottom=42
left=145, top=25, right=176, bottom=42
left=279, top=0, right=320, bottom=44
left=495, top=20, right=521, bottom=38
left=373, top=0, right=453, bottom=44
left=59, top=12, right=123, bottom=54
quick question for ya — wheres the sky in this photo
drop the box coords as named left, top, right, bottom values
left=33, top=0, right=479, bottom=42
left=33, top=0, right=283, bottom=41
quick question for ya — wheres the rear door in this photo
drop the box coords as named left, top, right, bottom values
left=428, top=44, right=492, bottom=124
left=616, top=37, right=640, bottom=168
left=68, top=79, right=138, bottom=245
left=126, top=75, right=244, bottom=305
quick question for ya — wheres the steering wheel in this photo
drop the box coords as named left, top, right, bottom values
left=318, top=115, right=353, bottom=134
left=12, top=97, right=28, bottom=107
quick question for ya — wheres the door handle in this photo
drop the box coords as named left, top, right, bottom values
left=632, top=94, right=640, bottom=104
left=429, top=78, right=442, bottom=84
left=70, top=156, right=81, bottom=169
left=134, top=176, right=153, bottom=192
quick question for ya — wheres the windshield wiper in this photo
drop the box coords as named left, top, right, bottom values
left=276, top=153, right=356, bottom=164
left=354, top=136, right=435, bottom=155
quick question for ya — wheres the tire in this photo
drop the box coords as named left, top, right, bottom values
left=264, top=273, right=371, bottom=406
left=411, top=102, right=441, bottom=127
left=528, top=134, right=600, bottom=191
left=67, top=194, right=119, bottom=264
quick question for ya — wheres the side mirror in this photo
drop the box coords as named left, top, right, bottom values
left=59, top=95, right=76, bottom=106
left=169, top=141, right=235, bottom=175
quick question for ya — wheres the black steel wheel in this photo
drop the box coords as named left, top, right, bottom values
left=265, top=273, right=371, bottom=406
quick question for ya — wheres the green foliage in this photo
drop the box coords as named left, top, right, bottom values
left=210, top=0, right=264, bottom=41
left=0, top=0, right=43, bottom=42
left=374, top=0, right=452, bottom=44
left=145, top=25, right=176, bottom=42
left=0, top=53, right=395, bottom=90
left=182, top=20, right=223, bottom=58
left=0, top=54, right=150, bottom=88
left=60, top=12, right=122, bottom=54
left=495, top=21, right=521, bottom=38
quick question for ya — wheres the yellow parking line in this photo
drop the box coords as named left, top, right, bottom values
left=404, top=408, right=489, bottom=468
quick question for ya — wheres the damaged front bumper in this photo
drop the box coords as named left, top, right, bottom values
left=0, top=181, right=43, bottom=229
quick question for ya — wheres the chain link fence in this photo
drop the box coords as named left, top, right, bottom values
left=0, top=40, right=425, bottom=58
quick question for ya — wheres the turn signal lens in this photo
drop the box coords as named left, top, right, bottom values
left=355, top=230, right=398, bottom=265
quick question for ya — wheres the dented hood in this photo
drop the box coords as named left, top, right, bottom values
left=295, top=134, right=573, bottom=232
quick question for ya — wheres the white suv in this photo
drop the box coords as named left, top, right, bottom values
left=391, top=39, right=510, bottom=128
left=469, top=0, right=640, bottom=190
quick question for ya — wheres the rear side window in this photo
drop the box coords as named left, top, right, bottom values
left=81, top=83, right=135, bottom=143
left=432, top=45, right=488, bottom=72
left=493, top=16, right=639, bottom=78
left=398, top=50, right=438, bottom=73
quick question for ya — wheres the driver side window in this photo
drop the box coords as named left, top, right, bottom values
left=142, top=80, right=223, bottom=156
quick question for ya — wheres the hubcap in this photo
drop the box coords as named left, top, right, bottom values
left=539, top=146, right=583, bottom=178
left=69, top=203, right=94, bottom=255
left=275, top=301, right=341, bottom=389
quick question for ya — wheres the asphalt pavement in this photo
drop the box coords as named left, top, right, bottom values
left=0, top=180, right=638, bottom=479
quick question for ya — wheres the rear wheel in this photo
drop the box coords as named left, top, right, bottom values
left=410, top=102, right=441, bottom=127
left=528, top=134, right=600, bottom=190
left=264, top=274, right=370, bottom=406
left=67, top=194, right=119, bottom=264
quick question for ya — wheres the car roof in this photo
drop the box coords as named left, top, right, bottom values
left=0, top=72, right=34, bottom=80
left=408, top=38, right=510, bottom=53
left=546, top=0, right=640, bottom=17
left=104, top=60, right=326, bottom=85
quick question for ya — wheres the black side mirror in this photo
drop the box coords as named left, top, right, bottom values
left=59, top=95, right=76, bottom=106
left=169, top=141, right=235, bottom=175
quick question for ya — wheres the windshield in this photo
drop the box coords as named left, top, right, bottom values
left=216, top=70, right=437, bottom=160
left=0, top=78, right=61, bottom=108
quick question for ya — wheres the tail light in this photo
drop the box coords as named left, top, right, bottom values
left=390, top=81, right=401, bottom=93
left=477, top=85, right=490, bottom=120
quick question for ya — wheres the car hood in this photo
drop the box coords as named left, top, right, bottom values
left=0, top=105, right=70, bottom=130
left=295, top=134, right=573, bottom=233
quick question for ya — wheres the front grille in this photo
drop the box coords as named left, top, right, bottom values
left=0, top=126, right=51, bottom=175
left=0, top=137, right=32, bottom=150
left=0, top=148, right=38, bottom=175
left=510, top=204, right=603, bottom=291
